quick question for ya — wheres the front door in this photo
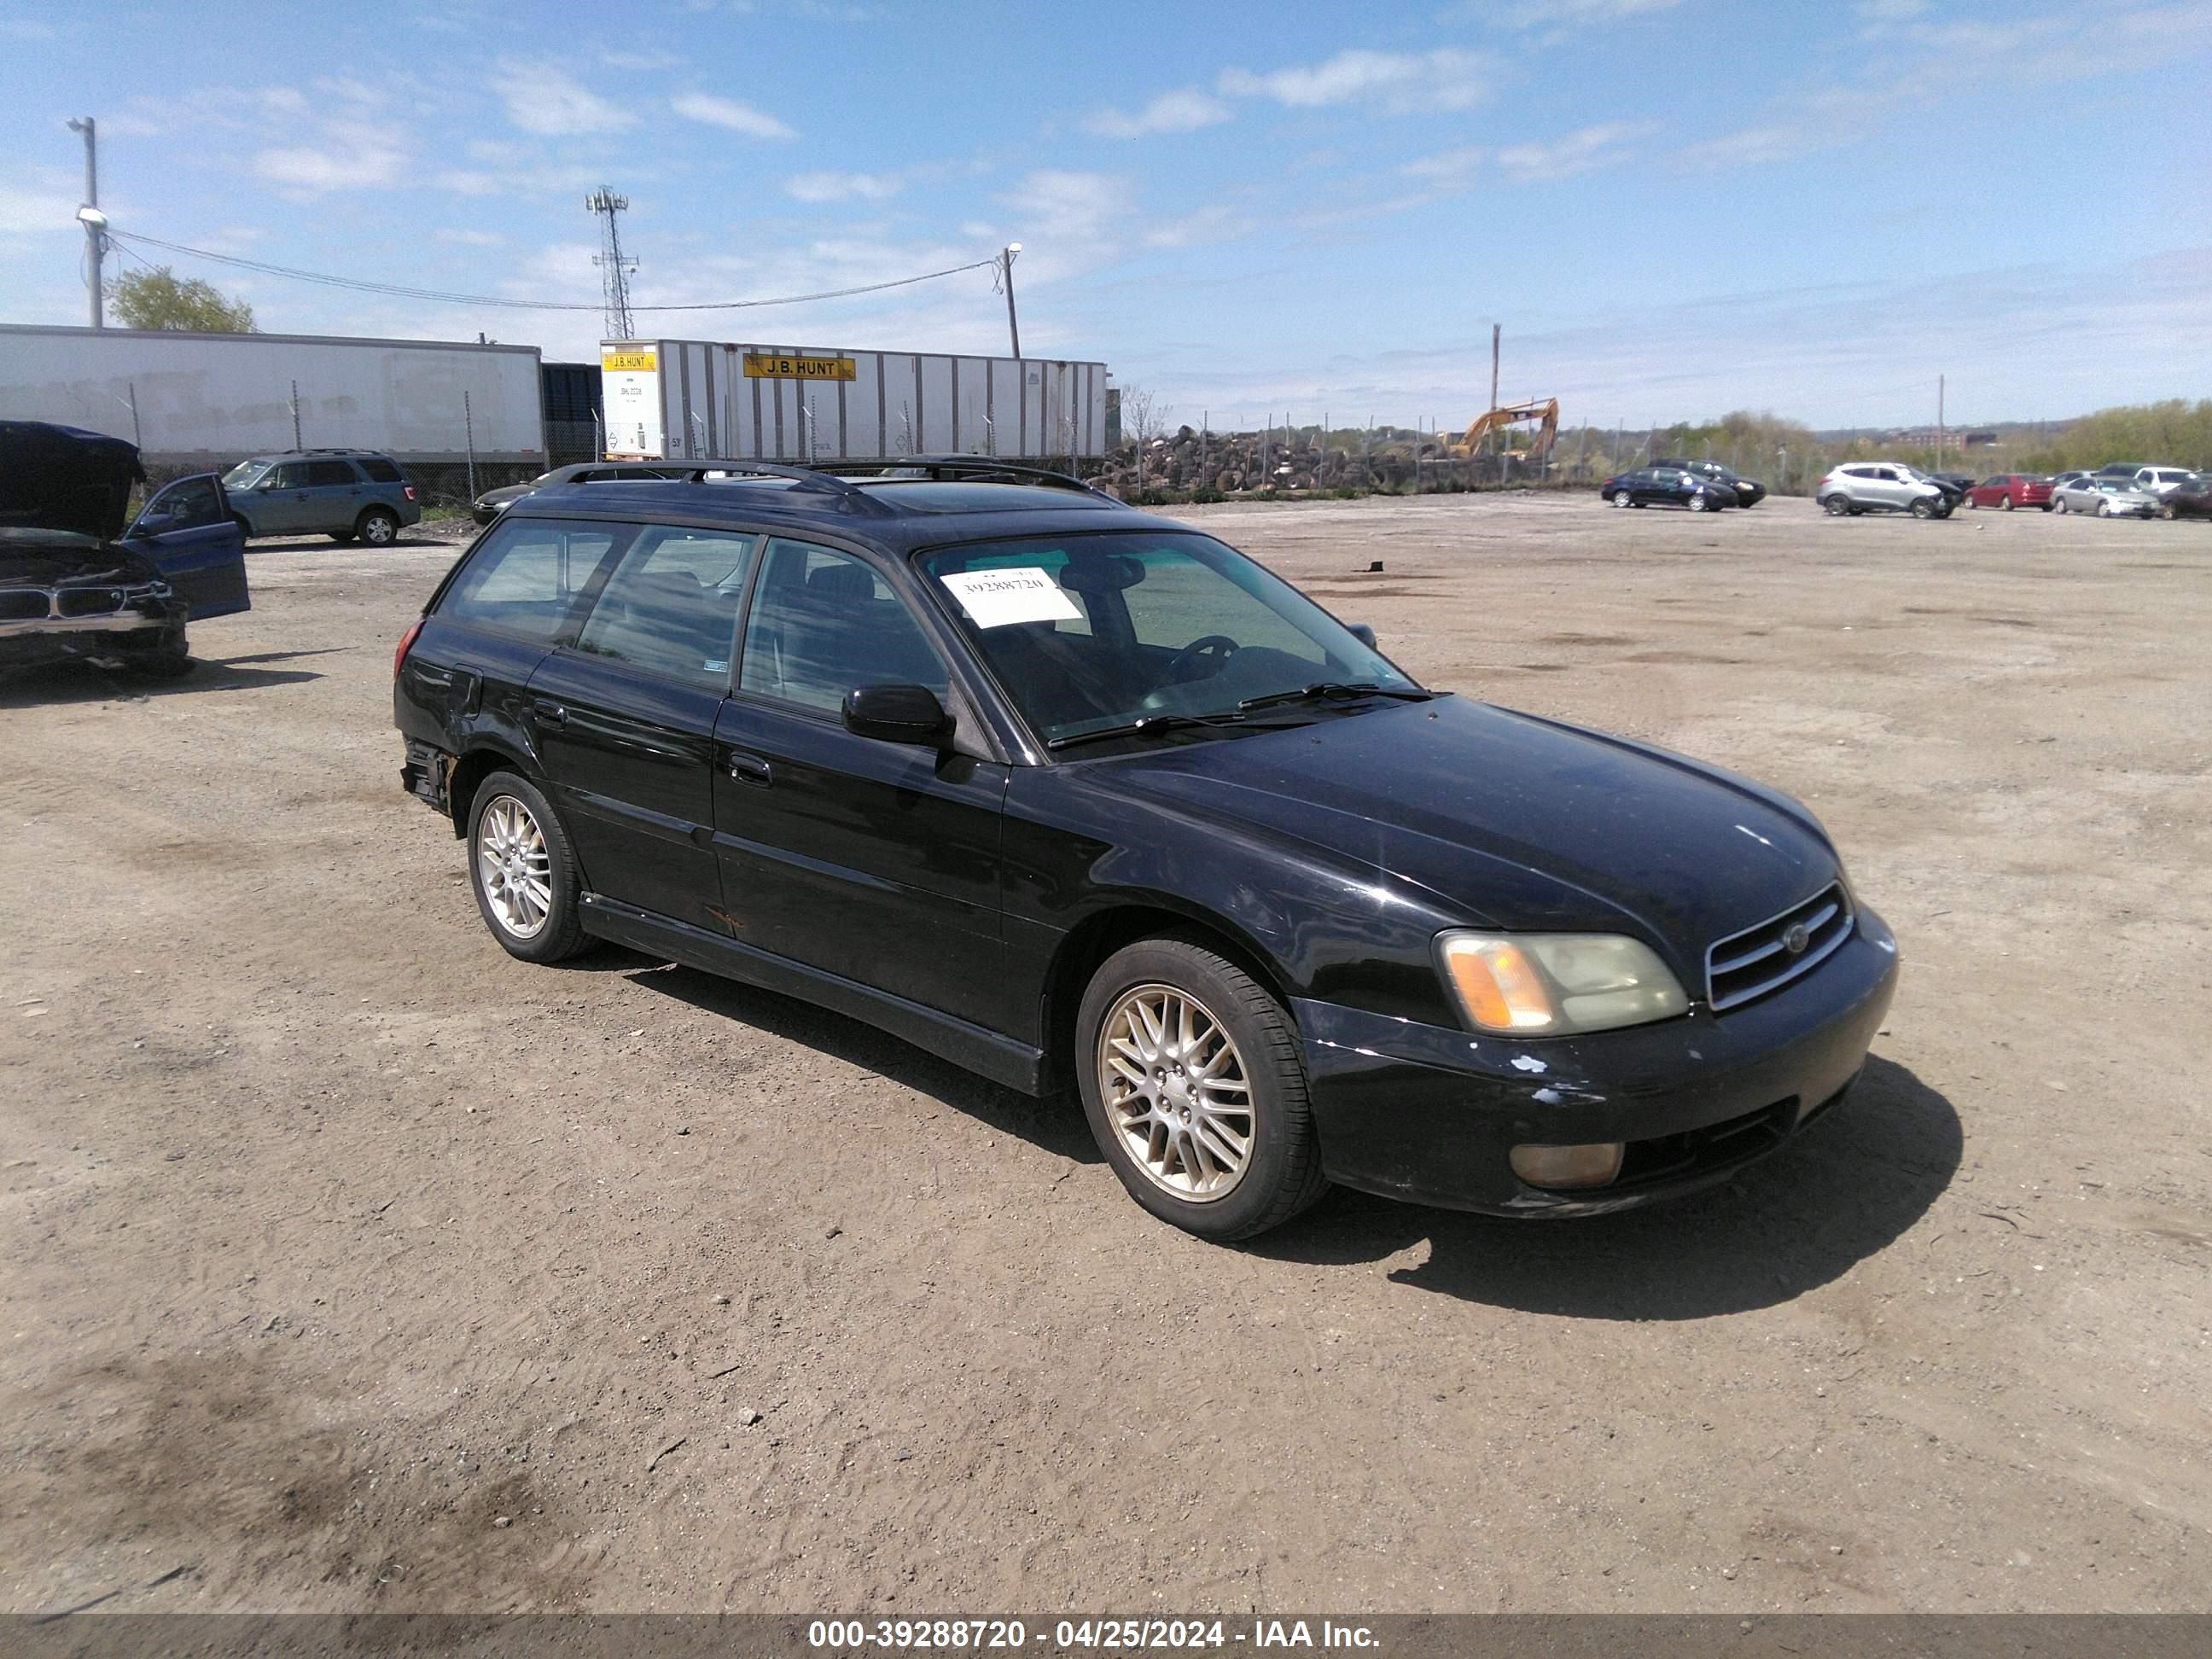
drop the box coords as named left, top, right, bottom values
left=525, top=523, right=757, bottom=934
left=248, top=461, right=314, bottom=534
left=121, top=474, right=249, bottom=619
left=712, top=536, right=1009, bottom=1027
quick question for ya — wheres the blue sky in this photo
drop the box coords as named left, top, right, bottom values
left=3, top=0, right=2208, bottom=431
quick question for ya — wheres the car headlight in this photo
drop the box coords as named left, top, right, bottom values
left=1436, top=931, right=1690, bottom=1036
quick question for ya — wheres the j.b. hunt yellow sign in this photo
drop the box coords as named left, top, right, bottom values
left=601, top=350, right=656, bottom=373
left=742, top=353, right=857, bottom=381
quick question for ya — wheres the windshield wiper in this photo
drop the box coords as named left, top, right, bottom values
left=1236, top=681, right=1434, bottom=714
left=1047, top=711, right=1249, bottom=752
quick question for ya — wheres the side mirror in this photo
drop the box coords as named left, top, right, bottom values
left=256, top=477, right=278, bottom=490
left=1347, top=622, right=1377, bottom=649
left=842, top=683, right=952, bottom=746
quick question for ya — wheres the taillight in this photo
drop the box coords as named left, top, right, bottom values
left=404, top=485, right=418, bottom=502
left=394, top=616, right=424, bottom=679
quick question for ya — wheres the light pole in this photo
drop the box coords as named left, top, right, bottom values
left=998, top=242, right=1022, bottom=359
left=67, top=117, right=103, bottom=329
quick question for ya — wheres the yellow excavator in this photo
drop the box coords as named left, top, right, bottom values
left=1441, top=398, right=1560, bottom=463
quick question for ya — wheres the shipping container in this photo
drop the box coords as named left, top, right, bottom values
left=0, top=324, right=546, bottom=467
left=602, top=339, right=1109, bottom=465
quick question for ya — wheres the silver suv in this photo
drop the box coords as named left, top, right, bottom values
left=220, top=450, right=422, bottom=545
left=1815, top=463, right=1953, bottom=519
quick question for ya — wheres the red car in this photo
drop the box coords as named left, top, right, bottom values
left=1965, top=474, right=2053, bottom=511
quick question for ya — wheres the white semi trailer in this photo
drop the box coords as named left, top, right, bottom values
left=602, top=339, right=1109, bottom=465
left=0, top=324, right=547, bottom=466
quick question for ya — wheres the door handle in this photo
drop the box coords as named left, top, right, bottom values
left=727, top=752, right=773, bottom=786
left=530, top=700, right=568, bottom=728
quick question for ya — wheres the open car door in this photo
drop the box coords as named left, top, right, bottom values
left=121, top=475, right=251, bottom=620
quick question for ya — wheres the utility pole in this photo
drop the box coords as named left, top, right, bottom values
left=998, top=244, right=1022, bottom=358
left=1489, top=323, right=1501, bottom=469
left=585, top=189, right=637, bottom=341
left=1936, top=375, right=1946, bottom=469
left=67, top=117, right=103, bottom=329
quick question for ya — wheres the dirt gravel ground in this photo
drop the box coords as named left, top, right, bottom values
left=3, top=495, right=2207, bottom=1616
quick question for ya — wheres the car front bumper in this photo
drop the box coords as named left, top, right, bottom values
left=1295, top=906, right=1900, bottom=1216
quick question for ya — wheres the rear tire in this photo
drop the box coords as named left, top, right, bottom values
left=357, top=507, right=401, bottom=547
left=1822, top=494, right=1852, bottom=516
left=466, top=770, right=596, bottom=964
left=1075, top=937, right=1329, bottom=1243
left=1612, top=490, right=1633, bottom=507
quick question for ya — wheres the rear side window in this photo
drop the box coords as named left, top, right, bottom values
left=740, top=539, right=947, bottom=715
left=306, top=460, right=358, bottom=486
left=437, top=517, right=627, bottom=643
left=573, top=527, right=755, bottom=690
left=358, top=457, right=405, bottom=483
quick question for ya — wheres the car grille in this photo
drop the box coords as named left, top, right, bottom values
left=55, top=586, right=127, bottom=618
left=0, top=588, right=49, bottom=622
left=1705, top=883, right=1852, bottom=1012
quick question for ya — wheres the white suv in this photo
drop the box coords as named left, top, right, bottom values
left=1815, top=463, right=1953, bottom=519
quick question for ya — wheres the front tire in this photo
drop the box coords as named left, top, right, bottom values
left=1075, top=937, right=1328, bottom=1242
left=1688, top=492, right=1710, bottom=512
left=2053, top=496, right=2069, bottom=514
left=1911, top=498, right=1935, bottom=519
left=2000, top=493, right=2015, bottom=510
left=2098, top=500, right=2112, bottom=518
left=358, top=507, right=401, bottom=546
left=466, top=771, right=594, bottom=963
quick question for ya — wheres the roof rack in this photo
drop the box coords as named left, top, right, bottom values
left=644, top=459, right=896, bottom=515
left=826, top=457, right=1111, bottom=498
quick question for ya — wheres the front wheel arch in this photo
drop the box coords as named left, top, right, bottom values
left=1039, top=904, right=1299, bottom=1096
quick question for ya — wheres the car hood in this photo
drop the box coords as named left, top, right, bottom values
left=0, top=527, right=162, bottom=586
left=475, top=483, right=538, bottom=508
left=1091, top=695, right=1840, bottom=968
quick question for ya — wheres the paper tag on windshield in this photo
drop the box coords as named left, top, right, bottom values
left=938, top=566, right=1083, bottom=628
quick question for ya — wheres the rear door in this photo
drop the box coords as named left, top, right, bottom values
left=302, top=458, right=367, bottom=533
left=712, top=536, right=1010, bottom=1027
left=120, top=474, right=250, bottom=620
left=523, top=524, right=755, bottom=933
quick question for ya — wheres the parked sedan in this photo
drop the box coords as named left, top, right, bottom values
left=394, top=462, right=1896, bottom=1240
left=1650, top=458, right=1767, bottom=507
left=1964, top=474, right=2053, bottom=511
left=472, top=462, right=698, bottom=525
left=1598, top=467, right=1733, bottom=511
left=2163, top=477, right=2212, bottom=521
left=2051, top=476, right=2160, bottom=517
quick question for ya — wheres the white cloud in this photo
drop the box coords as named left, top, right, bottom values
left=253, top=143, right=408, bottom=195
left=100, top=113, right=166, bottom=138
left=434, top=228, right=508, bottom=246
left=1144, top=203, right=1259, bottom=249
left=1403, top=146, right=1487, bottom=186
left=1496, top=120, right=1648, bottom=179
left=498, top=61, right=637, bottom=136
left=1853, top=0, right=1929, bottom=19
left=1219, top=48, right=1496, bottom=114
left=600, top=48, right=684, bottom=70
left=784, top=171, right=902, bottom=202
left=0, top=177, right=79, bottom=237
left=999, top=170, right=1137, bottom=240
left=671, top=91, right=796, bottom=139
left=1082, top=87, right=1234, bottom=138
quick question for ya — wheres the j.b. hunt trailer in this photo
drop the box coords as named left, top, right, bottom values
left=602, top=339, right=1109, bottom=465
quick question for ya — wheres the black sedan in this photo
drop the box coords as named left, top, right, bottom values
left=472, top=461, right=699, bottom=525
left=1, top=423, right=251, bottom=678
left=2163, top=476, right=2211, bottom=521
left=1599, top=467, right=1734, bottom=511
left=395, top=463, right=1897, bottom=1241
left=1651, top=457, right=1767, bottom=507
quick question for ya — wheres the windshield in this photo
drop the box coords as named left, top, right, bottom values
left=222, top=460, right=270, bottom=488
left=917, top=531, right=1420, bottom=748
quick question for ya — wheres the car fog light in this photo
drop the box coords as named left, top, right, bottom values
left=1510, top=1142, right=1625, bottom=1190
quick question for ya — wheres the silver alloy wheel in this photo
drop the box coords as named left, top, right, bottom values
left=362, top=513, right=398, bottom=545
left=1097, top=982, right=1254, bottom=1202
left=476, top=794, right=553, bottom=939
left=1613, top=490, right=1632, bottom=507
left=1689, top=492, right=1708, bottom=511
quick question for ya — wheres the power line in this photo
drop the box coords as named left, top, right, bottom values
left=102, top=227, right=1002, bottom=314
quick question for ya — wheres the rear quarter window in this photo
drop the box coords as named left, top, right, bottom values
left=358, top=457, right=405, bottom=483
left=305, top=460, right=358, bottom=486
left=436, top=517, right=630, bottom=643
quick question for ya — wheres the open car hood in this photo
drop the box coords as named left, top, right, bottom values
left=0, top=527, right=164, bottom=587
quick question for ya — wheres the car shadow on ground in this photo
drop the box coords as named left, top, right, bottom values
left=244, top=533, right=460, bottom=553
left=0, top=654, right=328, bottom=707
left=1253, top=1055, right=1960, bottom=1318
left=608, top=952, right=1103, bottom=1167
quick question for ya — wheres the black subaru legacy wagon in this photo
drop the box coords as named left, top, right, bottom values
left=393, top=461, right=1899, bottom=1241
